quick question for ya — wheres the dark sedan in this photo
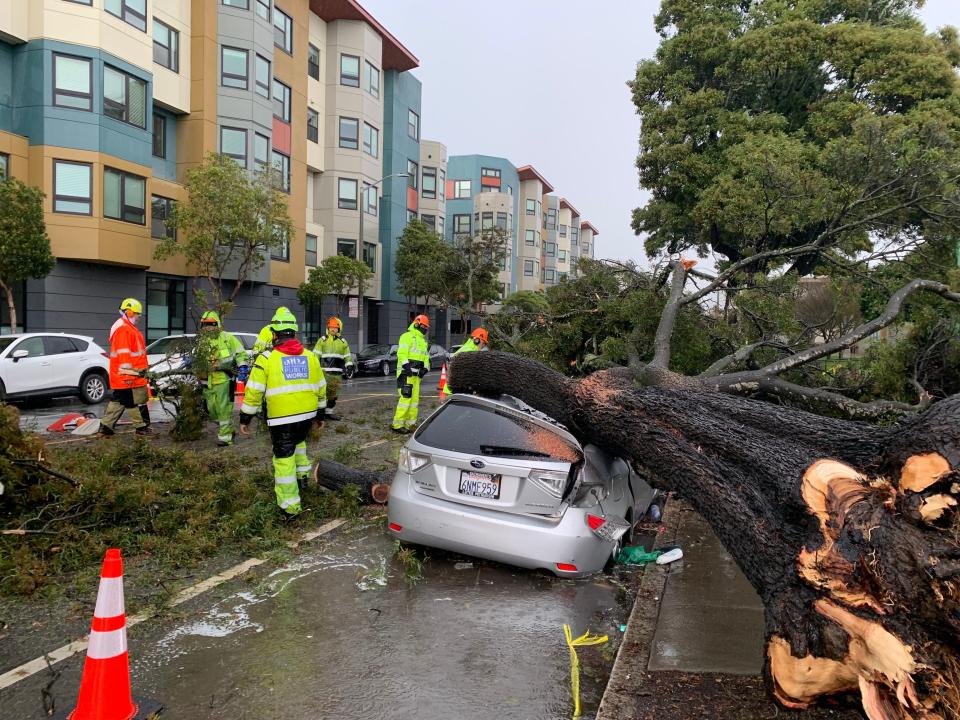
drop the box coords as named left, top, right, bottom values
left=354, top=343, right=448, bottom=376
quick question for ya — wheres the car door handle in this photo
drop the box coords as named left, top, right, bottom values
left=41, top=361, right=52, bottom=366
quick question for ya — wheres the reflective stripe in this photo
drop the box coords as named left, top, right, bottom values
left=93, top=578, right=124, bottom=618
left=245, top=381, right=267, bottom=392
left=128, top=350, right=144, bottom=358
left=260, top=350, right=272, bottom=359
left=318, top=401, right=327, bottom=409
left=264, top=383, right=322, bottom=397
left=324, top=368, right=344, bottom=374
left=274, top=475, right=298, bottom=486
left=296, top=466, right=311, bottom=473
left=239, top=403, right=259, bottom=415
left=320, top=353, right=347, bottom=359
left=110, top=348, right=132, bottom=357
left=279, top=498, right=301, bottom=509
left=87, top=628, right=127, bottom=660
left=266, top=410, right=318, bottom=426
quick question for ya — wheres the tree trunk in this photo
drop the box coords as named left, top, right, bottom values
left=313, top=459, right=391, bottom=503
left=0, top=277, right=17, bottom=334
left=448, top=351, right=960, bottom=719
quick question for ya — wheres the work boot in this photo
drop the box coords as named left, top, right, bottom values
left=391, top=427, right=407, bottom=434
left=97, top=425, right=115, bottom=437
left=217, top=439, right=233, bottom=447
left=325, top=413, right=342, bottom=422
left=135, top=426, right=153, bottom=436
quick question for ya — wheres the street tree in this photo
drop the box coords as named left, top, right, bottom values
left=446, top=227, right=509, bottom=340
left=0, top=177, right=54, bottom=333
left=297, top=253, right=373, bottom=319
left=449, top=2, right=960, bottom=716
left=154, top=153, right=292, bottom=317
left=394, top=219, right=453, bottom=309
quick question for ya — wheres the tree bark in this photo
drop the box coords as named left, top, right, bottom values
left=449, top=351, right=960, bottom=719
left=313, top=459, right=391, bottom=503
left=0, top=277, right=17, bottom=334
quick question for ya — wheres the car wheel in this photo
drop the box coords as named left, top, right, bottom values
left=380, top=361, right=390, bottom=376
left=0, top=378, right=6, bottom=402
left=79, top=371, right=108, bottom=404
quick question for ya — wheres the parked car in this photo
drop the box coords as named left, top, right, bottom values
left=387, top=394, right=655, bottom=577
left=145, top=332, right=258, bottom=389
left=354, top=343, right=398, bottom=376
left=447, top=344, right=463, bottom=360
left=0, top=333, right=110, bottom=404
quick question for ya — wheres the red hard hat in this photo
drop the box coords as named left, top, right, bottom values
left=414, top=314, right=430, bottom=329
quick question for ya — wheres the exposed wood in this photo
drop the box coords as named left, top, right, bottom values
left=901, top=454, right=952, bottom=493
left=448, top=351, right=960, bottom=718
left=313, top=459, right=391, bottom=504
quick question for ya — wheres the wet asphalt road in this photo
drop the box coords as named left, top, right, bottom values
left=0, top=522, right=631, bottom=720
left=15, top=374, right=403, bottom=434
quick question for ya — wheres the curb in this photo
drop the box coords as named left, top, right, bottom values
left=596, top=498, right=683, bottom=720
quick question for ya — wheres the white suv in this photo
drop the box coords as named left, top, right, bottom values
left=0, top=333, right=110, bottom=404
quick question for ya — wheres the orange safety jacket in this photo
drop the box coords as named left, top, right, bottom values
left=108, top=316, right=148, bottom=390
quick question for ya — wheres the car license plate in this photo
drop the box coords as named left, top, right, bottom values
left=459, top=471, right=502, bottom=499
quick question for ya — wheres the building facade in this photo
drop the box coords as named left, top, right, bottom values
left=0, top=0, right=599, bottom=350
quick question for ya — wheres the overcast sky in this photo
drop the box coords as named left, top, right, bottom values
left=362, top=0, right=958, bottom=265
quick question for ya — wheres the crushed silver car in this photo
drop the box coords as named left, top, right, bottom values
left=387, top=394, right=656, bottom=577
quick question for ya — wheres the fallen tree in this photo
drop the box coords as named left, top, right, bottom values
left=314, top=459, right=390, bottom=504
left=449, top=350, right=960, bottom=718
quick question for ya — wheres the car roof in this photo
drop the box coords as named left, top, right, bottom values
left=440, top=393, right=581, bottom=451
left=2, top=332, right=95, bottom=341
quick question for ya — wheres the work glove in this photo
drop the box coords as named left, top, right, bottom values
left=417, top=366, right=428, bottom=379
left=237, top=365, right=250, bottom=383
left=397, top=373, right=408, bottom=390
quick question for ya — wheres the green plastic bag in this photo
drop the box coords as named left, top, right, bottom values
left=615, top=547, right=662, bottom=565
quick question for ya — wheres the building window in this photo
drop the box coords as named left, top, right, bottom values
left=524, top=229, right=535, bottom=246
left=221, top=46, right=248, bottom=89
left=146, top=276, right=186, bottom=344
left=104, top=65, right=146, bottom=128
left=406, top=210, right=417, bottom=224
left=559, top=249, right=567, bottom=262
left=220, top=126, right=247, bottom=166
left=571, top=226, right=579, bottom=243
left=525, top=198, right=536, bottom=215
left=271, top=150, right=290, bottom=192
left=255, top=0, right=270, bottom=20
left=53, top=160, right=92, bottom=215
left=544, top=207, right=557, bottom=230
left=104, top=167, right=146, bottom=224
left=546, top=242, right=556, bottom=257
left=454, top=180, right=471, bottom=199
left=453, top=214, right=471, bottom=235
left=340, top=54, right=360, bottom=87
left=153, top=19, right=179, bottom=72
left=105, top=0, right=146, bottom=31
left=407, top=160, right=418, bottom=190
left=363, top=183, right=377, bottom=215
left=53, top=54, right=92, bottom=111
left=273, top=7, right=292, bottom=54
left=363, top=123, right=378, bottom=158
left=582, top=243, right=590, bottom=254
left=496, top=212, right=507, bottom=230
left=422, top=167, right=436, bottom=199
left=306, top=44, right=320, bottom=81
left=272, top=78, right=290, bottom=121
left=152, top=113, right=166, bottom=158
left=546, top=269, right=556, bottom=283
left=305, top=233, right=317, bottom=267
left=420, top=214, right=435, bottom=231
left=406, top=109, right=420, bottom=141
left=559, top=224, right=567, bottom=237
left=270, top=224, right=289, bottom=260
left=65, top=0, right=93, bottom=4
left=222, top=0, right=248, bottom=7
left=439, top=169, right=445, bottom=200
left=524, top=260, right=535, bottom=277
left=338, top=117, right=359, bottom=149
left=151, top=196, right=175, bottom=239
left=362, top=242, right=376, bottom=272
left=306, top=109, right=319, bottom=143
left=338, top=178, right=357, bottom=210
left=481, top=212, right=493, bottom=230
left=337, top=238, right=356, bottom=257
left=505, top=185, right=513, bottom=195
left=254, top=133, right=270, bottom=172
left=255, top=55, right=271, bottom=97
left=0, top=154, right=7, bottom=179
left=366, top=61, right=379, bottom=98
left=481, top=167, right=501, bottom=179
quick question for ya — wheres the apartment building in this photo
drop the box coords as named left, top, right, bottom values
left=0, top=0, right=422, bottom=346
left=444, top=154, right=598, bottom=301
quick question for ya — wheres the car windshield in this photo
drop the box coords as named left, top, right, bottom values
left=416, top=400, right=580, bottom=462
left=238, top=335, right=256, bottom=350
left=358, top=344, right=391, bottom=358
left=0, top=337, right=17, bottom=354
left=147, top=336, right=194, bottom=355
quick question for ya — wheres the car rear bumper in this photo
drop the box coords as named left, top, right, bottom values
left=387, top=471, right=615, bottom=577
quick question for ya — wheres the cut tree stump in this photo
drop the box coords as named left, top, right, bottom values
left=449, top=351, right=960, bottom=720
left=313, top=459, right=391, bottom=504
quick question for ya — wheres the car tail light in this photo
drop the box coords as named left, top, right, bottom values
left=586, top=514, right=605, bottom=531
left=528, top=469, right=568, bottom=498
left=556, top=563, right=578, bottom=572
left=388, top=522, right=402, bottom=532
left=586, top=513, right=631, bottom=542
left=101, top=352, right=109, bottom=358
left=399, top=447, right=430, bottom=473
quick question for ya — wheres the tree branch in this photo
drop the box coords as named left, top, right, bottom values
left=650, top=259, right=687, bottom=369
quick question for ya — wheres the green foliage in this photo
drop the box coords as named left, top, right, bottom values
left=0, top=177, right=54, bottom=332
left=393, top=540, right=426, bottom=585
left=169, top=382, right=205, bottom=441
left=395, top=220, right=454, bottom=303
left=153, top=153, right=292, bottom=317
left=297, top=254, right=373, bottom=317
left=630, top=0, right=960, bottom=267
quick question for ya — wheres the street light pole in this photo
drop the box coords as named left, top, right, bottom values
left=357, top=171, right=408, bottom=353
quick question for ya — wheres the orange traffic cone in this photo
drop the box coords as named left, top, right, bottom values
left=58, top=549, right=161, bottom=720
left=438, top=364, right=448, bottom=400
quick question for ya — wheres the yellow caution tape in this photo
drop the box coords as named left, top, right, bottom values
left=563, top=623, right=609, bottom=718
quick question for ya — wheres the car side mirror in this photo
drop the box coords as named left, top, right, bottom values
left=11, top=349, right=28, bottom=361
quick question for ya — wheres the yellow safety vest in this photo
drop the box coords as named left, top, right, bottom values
left=396, top=324, right=429, bottom=376
left=240, top=348, right=327, bottom=426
